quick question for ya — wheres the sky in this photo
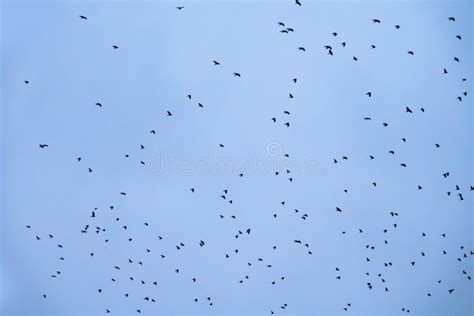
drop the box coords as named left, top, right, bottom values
left=0, top=0, right=473, bottom=316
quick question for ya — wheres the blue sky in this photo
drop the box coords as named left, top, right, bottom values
left=1, top=1, right=472, bottom=316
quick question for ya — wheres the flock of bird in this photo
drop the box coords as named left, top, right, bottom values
left=17, top=1, right=472, bottom=315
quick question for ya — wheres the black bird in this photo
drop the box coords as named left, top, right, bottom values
left=79, top=15, right=87, bottom=20
left=298, top=47, right=306, bottom=51
left=176, top=6, right=184, bottom=10
left=372, top=19, right=381, bottom=23
left=395, top=25, right=400, bottom=29
left=112, top=45, right=119, bottom=49
left=167, top=111, right=172, bottom=116
left=448, top=17, right=455, bottom=21
left=295, top=0, right=301, bottom=6
left=39, top=144, right=49, bottom=148
left=233, top=73, right=241, bottom=77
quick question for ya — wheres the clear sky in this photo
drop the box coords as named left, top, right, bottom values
left=1, top=1, right=472, bottom=316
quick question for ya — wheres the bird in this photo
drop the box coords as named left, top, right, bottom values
left=295, top=0, right=301, bottom=6
left=213, top=60, right=221, bottom=65
left=298, top=47, right=306, bottom=51
left=166, top=111, right=172, bottom=116
left=39, top=144, right=49, bottom=148
left=176, top=6, right=184, bottom=10
left=112, top=45, right=119, bottom=49
left=233, top=73, right=241, bottom=77
left=79, top=15, right=87, bottom=20
left=448, top=17, right=455, bottom=21
left=372, top=19, right=381, bottom=23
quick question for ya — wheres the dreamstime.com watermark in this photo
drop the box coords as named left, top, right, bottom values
left=146, top=141, right=327, bottom=177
